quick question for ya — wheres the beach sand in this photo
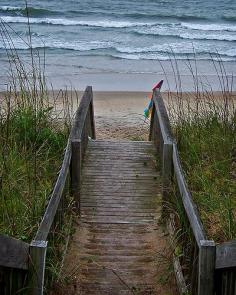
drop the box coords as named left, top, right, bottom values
left=93, top=91, right=150, bottom=140
left=56, top=90, right=235, bottom=140
left=1, top=89, right=235, bottom=140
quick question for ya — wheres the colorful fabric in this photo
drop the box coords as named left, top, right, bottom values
left=144, top=80, right=164, bottom=119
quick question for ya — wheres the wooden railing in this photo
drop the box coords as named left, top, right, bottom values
left=215, top=241, right=236, bottom=294
left=0, top=235, right=28, bottom=294
left=0, top=86, right=95, bottom=295
left=149, top=88, right=236, bottom=295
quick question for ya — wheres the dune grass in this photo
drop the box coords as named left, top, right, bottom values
left=175, top=114, right=236, bottom=242
left=164, top=57, right=236, bottom=243
left=0, top=101, right=69, bottom=241
left=0, top=24, right=72, bottom=241
left=0, top=13, right=78, bottom=292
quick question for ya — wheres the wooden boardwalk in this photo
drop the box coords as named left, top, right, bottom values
left=70, top=140, right=166, bottom=294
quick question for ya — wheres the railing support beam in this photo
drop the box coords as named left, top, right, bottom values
left=198, top=240, right=215, bottom=295
left=161, top=142, right=173, bottom=218
left=71, top=139, right=81, bottom=214
left=29, top=240, right=47, bottom=295
left=90, top=93, right=96, bottom=140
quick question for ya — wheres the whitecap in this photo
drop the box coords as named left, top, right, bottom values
left=0, top=16, right=156, bottom=28
left=0, top=6, right=22, bottom=11
left=181, top=22, right=236, bottom=32
left=133, top=26, right=236, bottom=42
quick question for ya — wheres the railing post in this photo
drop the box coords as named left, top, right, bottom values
left=148, top=101, right=155, bottom=141
left=71, top=139, right=81, bottom=213
left=162, top=141, right=173, bottom=218
left=29, top=240, right=47, bottom=295
left=198, top=240, right=215, bottom=295
left=90, top=92, right=96, bottom=140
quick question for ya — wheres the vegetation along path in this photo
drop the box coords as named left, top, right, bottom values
left=64, top=140, right=173, bottom=294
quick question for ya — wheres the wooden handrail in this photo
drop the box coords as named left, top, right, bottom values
left=34, top=140, right=71, bottom=241
left=71, top=86, right=95, bottom=141
left=149, top=89, right=173, bottom=143
left=172, top=144, right=206, bottom=245
left=216, top=241, right=236, bottom=269
left=0, top=235, right=29, bottom=270
left=29, top=86, right=96, bottom=295
left=34, top=86, right=95, bottom=241
left=150, top=88, right=206, bottom=244
left=149, top=88, right=215, bottom=295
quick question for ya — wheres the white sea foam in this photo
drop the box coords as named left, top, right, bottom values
left=1, top=34, right=235, bottom=60
left=115, top=42, right=236, bottom=59
left=134, top=26, right=236, bottom=41
left=181, top=22, right=236, bottom=32
left=0, top=13, right=236, bottom=62
left=0, top=6, right=22, bottom=11
left=112, top=53, right=234, bottom=62
left=3, top=15, right=235, bottom=43
left=0, top=38, right=114, bottom=51
left=0, top=16, right=156, bottom=28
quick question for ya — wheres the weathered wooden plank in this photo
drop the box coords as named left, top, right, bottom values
left=80, top=183, right=159, bottom=188
left=81, top=198, right=158, bottom=203
left=81, top=194, right=159, bottom=199
left=82, top=178, right=160, bottom=183
left=82, top=190, right=159, bottom=196
left=88, top=140, right=153, bottom=145
left=85, top=152, right=155, bottom=158
left=82, top=248, right=158, bottom=256
left=81, top=207, right=157, bottom=213
left=81, top=206, right=157, bottom=213
left=82, top=217, right=154, bottom=224
left=86, top=151, right=155, bottom=155
left=85, top=164, right=155, bottom=168
left=71, top=86, right=93, bottom=141
left=81, top=192, right=160, bottom=196
left=29, top=240, right=47, bottom=295
left=152, top=89, right=173, bottom=144
left=81, top=199, right=158, bottom=204
left=85, top=152, right=154, bottom=156
left=82, top=172, right=159, bottom=176
left=0, top=235, right=29, bottom=270
left=81, top=197, right=159, bottom=202
left=86, top=147, right=154, bottom=151
left=84, top=154, right=155, bottom=158
left=81, top=211, right=156, bottom=218
left=89, top=91, right=96, bottom=139
left=173, top=144, right=206, bottom=246
left=198, top=240, right=215, bottom=295
left=85, top=236, right=154, bottom=244
left=81, top=204, right=158, bottom=210
left=216, top=241, right=236, bottom=269
left=84, top=243, right=153, bottom=251
left=83, top=167, right=157, bottom=172
left=81, top=208, right=157, bottom=215
left=82, top=178, right=160, bottom=184
left=167, top=215, right=188, bottom=294
left=81, top=190, right=159, bottom=195
left=71, top=139, right=81, bottom=213
left=35, top=140, right=71, bottom=241
left=85, top=228, right=154, bottom=235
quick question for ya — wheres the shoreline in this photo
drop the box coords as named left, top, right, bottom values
left=1, top=58, right=236, bottom=92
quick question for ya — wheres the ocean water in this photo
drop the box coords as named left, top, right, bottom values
left=0, top=0, right=236, bottom=90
